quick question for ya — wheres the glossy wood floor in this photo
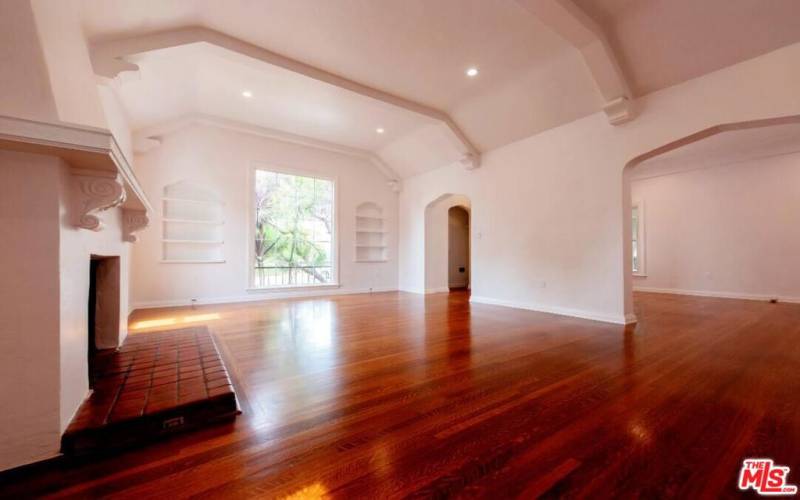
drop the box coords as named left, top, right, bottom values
left=2, top=291, right=799, bottom=498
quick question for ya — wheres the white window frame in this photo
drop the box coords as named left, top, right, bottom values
left=632, top=199, right=646, bottom=277
left=246, top=162, right=340, bottom=291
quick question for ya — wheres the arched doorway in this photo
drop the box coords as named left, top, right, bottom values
left=448, top=206, right=470, bottom=290
left=621, top=115, right=800, bottom=322
left=424, top=194, right=471, bottom=293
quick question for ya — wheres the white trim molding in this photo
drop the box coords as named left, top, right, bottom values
left=470, top=295, right=630, bottom=325
left=0, top=114, right=153, bottom=240
left=131, top=287, right=397, bottom=311
left=132, top=113, right=403, bottom=191
left=0, top=114, right=152, bottom=213
left=633, top=286, right=800, bottom=304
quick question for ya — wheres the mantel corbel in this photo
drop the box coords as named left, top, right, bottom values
left=71, top=168, right=126, bottom=231
left=122, top=208, right=150, bottom=242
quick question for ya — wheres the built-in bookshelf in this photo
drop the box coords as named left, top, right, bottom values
left=355, top=202, right=387, bottom=262
left=161, top=181, right=225, bottom=263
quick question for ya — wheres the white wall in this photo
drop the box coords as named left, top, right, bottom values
left=631, top=152, right=800, bottom=301
left=0, top=0, right=59, bottom=122
left=130, top=124, right=399, bottom=308
left=97, top=85, right=135, bottom=164
left=448, top=207, right=470, bottom=288
left=29, top=0, right=108, bottom=129
left=399, top=42, right=800, bottom=324
left=0, top=152, right=62, bottom=471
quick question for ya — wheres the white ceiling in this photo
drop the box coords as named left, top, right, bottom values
left=119, top=44, right=438, bottom=152
left=633, top=121, right=800, bottom=180
left=73, top=0, right=800, bottom=179
left=575, top=0, right=800, bottom=97
left=79, top=0, right=601, bottom=178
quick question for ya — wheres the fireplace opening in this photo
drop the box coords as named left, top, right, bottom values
left=88, top=255, right=121, bottom=389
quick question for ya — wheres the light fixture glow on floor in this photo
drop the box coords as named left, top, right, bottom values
left=132, top=313, right=221, bottom=330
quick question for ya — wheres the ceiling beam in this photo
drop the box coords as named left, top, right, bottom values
left=90, top=26, right=480, bottom=169
left=516, top=0, right=636, bottom=125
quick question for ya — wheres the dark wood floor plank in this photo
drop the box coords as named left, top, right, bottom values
left=1, top=291, right=799, bottom=498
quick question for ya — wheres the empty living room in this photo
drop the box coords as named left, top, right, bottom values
left=2, top=0, right=800, bottom=497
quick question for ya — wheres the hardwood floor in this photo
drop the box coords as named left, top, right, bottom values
left=2, top=291, right=799, bottom=498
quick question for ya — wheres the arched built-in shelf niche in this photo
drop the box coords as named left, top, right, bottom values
left=355, top=202, right=387, bottom=262
left=161, top=180, right=225, bottom=263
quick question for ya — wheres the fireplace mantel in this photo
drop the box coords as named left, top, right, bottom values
left=0, top=115, right=152, bottom=241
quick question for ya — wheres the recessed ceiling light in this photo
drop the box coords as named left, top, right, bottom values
left=466, top=67, right=479, bottom=77
left=241, top=90, right=253, bottom=98
left=376, top=127, right=385, bottom=134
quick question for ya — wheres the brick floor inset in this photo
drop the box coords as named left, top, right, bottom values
left=61, top=326, right=238, bottom=455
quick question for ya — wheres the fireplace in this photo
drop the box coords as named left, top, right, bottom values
left=88, top=255, right=121, bottom=388
left=63, top=256, right=237, bottom=456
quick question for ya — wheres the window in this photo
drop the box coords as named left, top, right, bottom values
left=251, top=168, right=335, bottom=288
left=632, top=201, right=645, bottom=276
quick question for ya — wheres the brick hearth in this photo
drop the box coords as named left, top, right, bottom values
left=61, top=326, right=238, bottom=455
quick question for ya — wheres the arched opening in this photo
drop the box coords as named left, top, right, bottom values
left=448, top=206, right=470, bottom=290
left=424, top=194, right=471, bottom=294
left=621, top=115, right=800, bottom=322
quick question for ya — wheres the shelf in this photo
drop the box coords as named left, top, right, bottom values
left=163, top=197, right=224, bottom=206
left=163, top=218, right=224, bottom=225
left=160, top=259, right=226, bottom=264
left=355, top=203, right=385, bottom=264
left=163, top=239, right=224, bottom=245
left=162, top=183, right=225, bottom=263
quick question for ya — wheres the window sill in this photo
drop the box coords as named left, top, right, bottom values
left=247, top=283, right=341, bottom=293
left=632, top=273, right=648, bottom=278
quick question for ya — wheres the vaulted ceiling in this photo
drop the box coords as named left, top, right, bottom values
left=574, top=0, right=800, bottom=96
left=74, top=0, right=800, bottom=179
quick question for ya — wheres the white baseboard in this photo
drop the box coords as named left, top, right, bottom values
left=469, top=295, right=628, bottom=325
left=130, top=287, right=398, bottom=312
left=633, top=286, right=800, bottom=304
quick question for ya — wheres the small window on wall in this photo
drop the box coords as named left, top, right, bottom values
left=632, top=201, right=645, bottom=276
left=251, top=168, right=336, bottom=288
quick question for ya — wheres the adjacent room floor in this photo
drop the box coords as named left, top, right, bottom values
left=2, top=291, right=799, bottom=498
